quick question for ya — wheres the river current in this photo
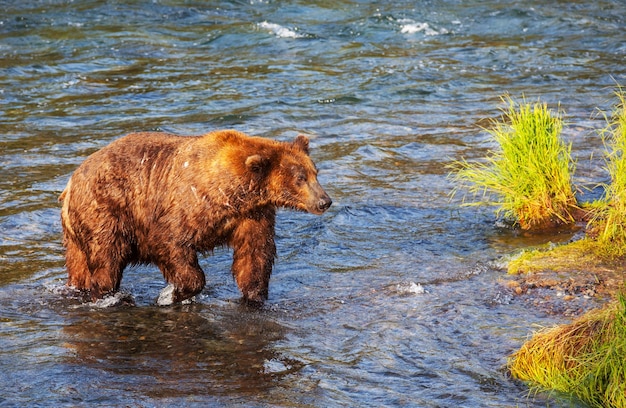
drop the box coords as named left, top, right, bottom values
left=1, top=1, right=625, bottom=407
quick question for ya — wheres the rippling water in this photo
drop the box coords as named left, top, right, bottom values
left=1, top=1, right=625, bottom=406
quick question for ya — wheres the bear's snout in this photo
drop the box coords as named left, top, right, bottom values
left=317, top=194, right=332, bottom=213
left=302, top=178, right=332, bottom=215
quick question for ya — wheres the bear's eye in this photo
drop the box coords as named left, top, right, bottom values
left=296, top=174, right=307, bottom=184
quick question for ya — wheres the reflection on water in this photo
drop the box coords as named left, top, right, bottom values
left=1, top=0, right=624, bottom=406
left=62, top=305, right=300, bottom=402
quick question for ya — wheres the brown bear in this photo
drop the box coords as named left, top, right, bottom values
left=59, top=130, right=332, bottom=305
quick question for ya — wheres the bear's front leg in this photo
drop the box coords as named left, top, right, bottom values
left=230, top=214, right=277, bottom=305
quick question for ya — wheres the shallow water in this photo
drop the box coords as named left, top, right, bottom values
left=1, top=1, right=625, bottom=406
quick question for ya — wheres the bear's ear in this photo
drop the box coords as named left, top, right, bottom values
left=293, top=134, right=310, bottom=155
left=245, top=154, right=268, bottom=174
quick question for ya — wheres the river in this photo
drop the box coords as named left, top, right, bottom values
left=1, top=1, right=625, bottom=406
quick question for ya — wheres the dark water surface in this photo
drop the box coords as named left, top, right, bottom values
left=1, top=1, right=625, bottom=406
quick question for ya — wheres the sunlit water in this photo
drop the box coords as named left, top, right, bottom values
left=1, top=1, right=625, bottom=406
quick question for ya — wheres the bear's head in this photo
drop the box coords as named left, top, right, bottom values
left=246, top=135, right=332, bottom=215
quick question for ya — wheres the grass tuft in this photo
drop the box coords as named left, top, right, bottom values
left=508, top=295, right=626, bottom=407
left=588, top=88, right=626, bottom=258
left=450, top=96, right=577, bottom=230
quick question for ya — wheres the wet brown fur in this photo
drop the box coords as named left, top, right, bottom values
left=60, top=130, right=331, bottom=304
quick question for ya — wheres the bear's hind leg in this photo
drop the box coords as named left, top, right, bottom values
left=65, top=236, right=125, bottom=301
left=89, top=263, right=124, bottom=301
left=65, top=237, right=91, bottom=290
left=156, top=249, right=206, bottom=305
left=85, top=237, right=128, bottom=301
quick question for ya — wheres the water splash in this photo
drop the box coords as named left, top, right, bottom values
left=396, top=281, right=427, bottom=295
left=399, top=20, right=449, bottom=36
left=89, top=291, right=135, bottom=308
left=257, top=21, right=304, bottom=39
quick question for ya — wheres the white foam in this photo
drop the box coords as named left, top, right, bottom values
left=397, top=282, right=427, bottom=295
left=157, top=283, right=175, bottom=306
left=45, top=283, right=76, bottom=296
left=400, top=21, right=448, bottom=36
left=156, top=284, right=197, bottom=306
left=258, top=21, right=304, bottom=39
left=263, top=358, right=293, bottom=374
left=91, top=291, right=135, bottom=308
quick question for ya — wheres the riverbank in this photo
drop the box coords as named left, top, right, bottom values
left=499, top=239, right=625, bottom=316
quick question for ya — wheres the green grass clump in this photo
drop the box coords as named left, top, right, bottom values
left=508, top=295, right=626, bottom=407
left=451, top=96, right=578, bottom=230
left=589, top=89, right=626, bottom=258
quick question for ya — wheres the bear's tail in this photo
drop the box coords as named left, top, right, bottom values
left=59, top=178, right=75, bottom=238
left=59, top=177, right=70, bottom=202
